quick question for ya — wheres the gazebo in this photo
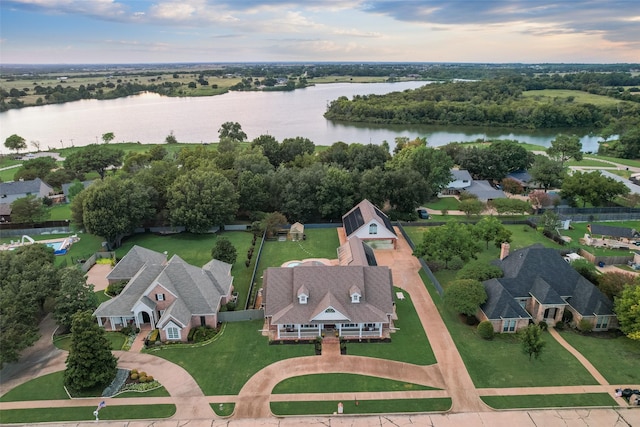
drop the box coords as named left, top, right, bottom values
left=289, top=222, right=304, bottom=241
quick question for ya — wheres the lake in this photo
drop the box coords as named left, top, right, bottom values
left=0, top=81, right=605, bottom=154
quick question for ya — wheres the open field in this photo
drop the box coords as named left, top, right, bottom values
left=522, top=89, right=624, bottom=106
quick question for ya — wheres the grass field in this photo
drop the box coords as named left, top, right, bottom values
left=270, top=397, right=452, bottom=415
left=0, top=404, right=176, bottom=424
left=53, top=331, right=126, bottom=352
left=522, top=89, right=624, bottom=106
left=272, top=373, right=437, bottom=394
left=0, top=371, right=69, bottom=402
left=481, top=393, right=617, bottom=409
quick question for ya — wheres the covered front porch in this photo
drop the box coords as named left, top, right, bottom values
left=273, top=321, right=388, bottom=340
left=96, top=308, right=156, bottom=331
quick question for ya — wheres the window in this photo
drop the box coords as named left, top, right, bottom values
left=502, top=319, right=516, bottom=332
left=167, top=327, right=180, bottom=340
left=325, top=308, right=335, bottom=313
left=351, top=294, right=360, bottom=303
left=595, top=316, right=609, bottom=329
left=298, top=294, right=307, bottom=304
left=156, top=293, right=165, bottom=301
left=369, top=224, right=378, bottom=235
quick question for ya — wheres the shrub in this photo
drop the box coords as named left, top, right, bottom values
left=138, top=372, right=147, bottom=378
left=447, top=257, right=465, bottom=270
left=106, top=280, right=128, bottom=296
left=226, top=301, right=237, bottom=311
left=538, top=321, right=548, bottom=331
left=578, top=319, right=593, bottom=333
left=555, top=321, right=565, bottom=330
left=130, top=372, right=138, bottom=380
left=130, top=369, right=138, bottom=375
left=562, top=310, right=574, bottom=324
left=477, top=321, right=495, bottom=340
left=146, top=375, right=154, bottom=382
left=148, top=329, right=159, bottom=342
left=456, top=261, right=504, bottom=281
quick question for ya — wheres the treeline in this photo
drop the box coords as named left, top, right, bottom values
left=324, top=74, right=640, bottom=129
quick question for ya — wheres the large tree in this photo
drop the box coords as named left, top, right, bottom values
left=0, top=245, right=58, bottom=366
left=547, top=134, right=583, bottom=167
left=218, top=121, right=247, bottom=142
left=316, top=166, right=355, bottom=219
left=64, top=310, right=117, bottom=392
left=615, top=284, right=640, bottom=340
left=529, top=155, right=565, bottom=192
left=250, top=134, right=280, bottom=167
left=414, top=221, right=481, bottom=268
left=561, top=170, right=629, bottom=207
left=167, top=169, right=238, bottom=233
left=13, top=156, right=57, bottom=181
left=54, top=268, right=98, bottom=331
left=279, top=137, right=315, bottom=165
left=387, top=145, right=454, bottom=196
left=444, top=279, right=487, bottom=317
left=63, top=144, right=124, bottom=179
left=81, top=177, right=155, bottom=248
left=10, top=195, right=49, bottom=224
left=474, top=216, right=506, bottom=249
left=4, top=134, right=27, bottom=154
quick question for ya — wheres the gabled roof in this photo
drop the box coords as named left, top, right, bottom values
left=337, top=237, right=378, bottom=266
left=450, top=169, right=472, bottom=182
left=481, top=279, right=531, bottom=320
left=506, top=170, right=532, bottom=184
left=481, top=245, right=614, bottom=320
left=107, top=245, right=167, bottom=281
left=342, top=199, right=396, bottom=237
left=464, top=180, right=506, bottom=202
left=0, top=178, right=53, bottom=198
left=0, top=203, right=11, bottom=216
left=588, top=223, right=639, bottom=239
left=95, top=247, right=233, bottom=324
left=61, top=180, right=94, bottom=198
left=264, top=265, right=394, bottom=325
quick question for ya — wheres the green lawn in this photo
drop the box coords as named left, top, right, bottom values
left=583, top=155, right=640, bottom=169
left=53, top=331, right=126, bottom=351
left=0, top=165, right=21, bottom=182
left=481, top=393, right=618, bottom=409
left=565, top=159, right=614, bottom=167
left=0, top=372, right=69, bottom=402
left=115, top=231, right=255, bottom=308
left=148, top=319, right=314, bottom=395
left=211, top=402, right=235, bottom=416
left=270, top=398, right=452, bottom=415
left=423, top=197, right=460, bottom=211
left=522, top=89, right=624, bottom=106
left=48, top=204, right=72, bottom=221
left=558, top=330, right=640, bottom=384
left=0, top=404, right=176, bottom=424
left=272, top=373, right=437, bottom=394
left=422, top=271, right=598, bottom=388
left=347, top=288, right=436, bottom=365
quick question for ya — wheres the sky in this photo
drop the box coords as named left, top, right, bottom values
left=1, top=0, right=639, bottom=64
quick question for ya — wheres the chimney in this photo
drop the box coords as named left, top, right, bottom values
left=500, top=242, right=510, bottom=260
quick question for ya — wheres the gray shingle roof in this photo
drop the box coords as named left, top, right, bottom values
left=95, top=248, right=233, bottom=325
left=342, top=199, right=396, bottom=237
left=451, top=169, right=473, bottom=182
left=481, top=279, right=531, bottom=320
left=588, top=223, right=639, bottom=239
left=481, top=245, right=614, bottom=320
left=61, top=180, right=94, bottom=198
left=464, top=180, right=506, bottom=202
left=106, top=245, right=167, bottom=281
left=264, top=265, right=394, bottom=325
left=0, top=178, right=53, bottom=198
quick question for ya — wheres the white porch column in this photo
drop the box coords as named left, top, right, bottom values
left=277, top=326, right=281, bottom=339
left=338, top=324, right=342, bottom=336
left=97, top=317, right=103, bottom=327
left=318, top=324, right=322, bottom=336
left=134, top=313, right=141, bottom=329
left=359, top=324, right=363, bottom=339
left=297, top=325, right=301, bottom=339
left=378, top=323, right=382, bottom=337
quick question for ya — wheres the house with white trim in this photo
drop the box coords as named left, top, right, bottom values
left=94, top=245, right=233, bottom=342
left=342, top=199, right=397, bottom=249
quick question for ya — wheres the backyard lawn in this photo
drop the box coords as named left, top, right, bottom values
left=558, top=330, right=640, bottom=385
left=423, top=197, right=460, bottom=211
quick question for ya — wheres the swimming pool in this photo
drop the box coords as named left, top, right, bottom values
left=46, top=241, right=64, bottom=251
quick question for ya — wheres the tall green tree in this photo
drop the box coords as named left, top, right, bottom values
left=251, top=134, right=280, bottom=167
left=64, top=310, right=117, bottom=392
left=459, top=198, right=485, bottom=218
left=561, top=171, right=629, bottom=207
left=316, top=166, right=355, bottom=219
left=13, top=157, right=57, bottom=181
left=0, top=245, right=58, bottom=365
left=444, top=279, right=487, bottom=317
left=279, top=137, right=315, bottom=165
left=474, top=216, right=505, bottom=249
left=63, top=144, right=124, bottom=179
left=210, top=238, right=237, bottom=265
left=387, top=145, right=454, bottom=196
left=10, top=195, right=49, bottom=224
left=519, top=324, right=546, bottom=361
left=4, top=134, right=27, bottom=154
left=414, top=221, right=481, bottom=268
left=81, top=177, right=155, bottom=249
left=529, top=155, right=565, bottom=192
left=261, top=212, right=288, bottom=238
left=54, top=268, right=98, bottom=331
left=101, top=132, right=115, bottom=144
left=218, top=121, right=247, bottom=142
left=546, top=134, right=582, bottom=167
left=167, top=169, right=238, bottom=233
left=614, top=284, right=640, bottom=340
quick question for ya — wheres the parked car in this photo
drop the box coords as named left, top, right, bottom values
left=417, top=209, right=429, bottom=219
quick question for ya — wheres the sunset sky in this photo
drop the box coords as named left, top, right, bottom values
left=1, top=0, right=639, bottom=64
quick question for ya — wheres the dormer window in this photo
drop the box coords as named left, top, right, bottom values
left=297, top=285, right=309, bottom=304
left=351, top=293, right=361, bottom=303
left=350, top=285, right=361, bottom=303
left=369, top=224, right=378, bottom=235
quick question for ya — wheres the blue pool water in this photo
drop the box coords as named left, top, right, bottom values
left=46, top=241, right=64, bottom=251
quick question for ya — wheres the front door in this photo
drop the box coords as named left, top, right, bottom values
left=543, top=307, right=557, bottom=321
left=324, top=324, right=336, bottom=330
left=141, top=311, right=151, bottom=324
